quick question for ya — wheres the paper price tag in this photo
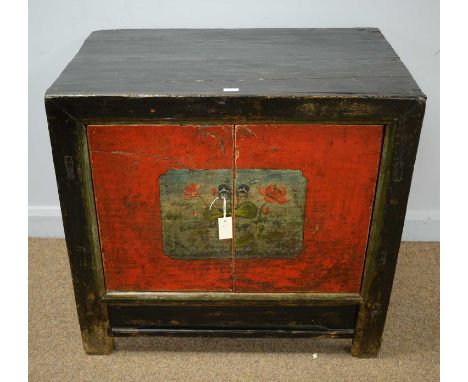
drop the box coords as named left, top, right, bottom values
left=218, top=217, right=233, bottom=240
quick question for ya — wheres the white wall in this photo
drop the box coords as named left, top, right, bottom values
left=29, top=0, right=440, bottom=240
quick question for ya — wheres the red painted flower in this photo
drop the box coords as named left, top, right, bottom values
left=184, top=184, right=200, bottom=199
left=263, top=206, right=270, bottom=215
left=258, top=184, right=287, bottom=204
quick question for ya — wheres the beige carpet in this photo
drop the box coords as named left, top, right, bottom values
left=29, top=239, right=439, bottom=381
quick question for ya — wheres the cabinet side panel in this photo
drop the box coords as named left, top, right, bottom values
left=87, top=124, right=234, bottom=291
left=234, top=124, right=383, bottom=292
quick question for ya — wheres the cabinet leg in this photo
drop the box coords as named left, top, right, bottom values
left=73, top=288, right=114, bottom=354
left=80, top=325, right=114, bottom=355
left=350, top=334, right=381, bottom=358
left=350, top=301, right=386, bottom=358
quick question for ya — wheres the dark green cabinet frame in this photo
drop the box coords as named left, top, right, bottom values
left=46, top=94, right=425, bottom=357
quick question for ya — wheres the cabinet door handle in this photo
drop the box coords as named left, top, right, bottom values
left=236, top=184, right=250, bottom=199
left=217, top=184, right=231, bottom=199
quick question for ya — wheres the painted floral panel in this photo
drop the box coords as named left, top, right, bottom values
left=159, top=169, right=306, bottom=259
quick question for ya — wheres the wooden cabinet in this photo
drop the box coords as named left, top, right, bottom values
left=46, top=29, right=425, bottom=357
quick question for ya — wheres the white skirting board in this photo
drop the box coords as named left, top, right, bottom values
left=28, top=206, right=64, bottom=238
left=400, top=210, right=440, bottom=241
left=28, top=206, right=440, bottom=241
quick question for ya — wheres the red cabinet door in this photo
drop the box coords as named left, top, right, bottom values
left=87, top=124, right=234, bottom=291
left=88, top=123, right=382, bottom=293
left=233, top=124, right=383, bottom=293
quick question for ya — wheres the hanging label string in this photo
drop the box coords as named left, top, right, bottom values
left=209, top=196, right=228, bottom=219
left=208, top=196, right=219, bottom=210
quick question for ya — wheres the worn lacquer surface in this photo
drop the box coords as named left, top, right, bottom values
left=47, top=29, right=423, bottom=98
left=88, top=123, right=382, bottom=293
left=87, top=124, right=233, bottom=291
left=234, top=124, right=383, bottom=292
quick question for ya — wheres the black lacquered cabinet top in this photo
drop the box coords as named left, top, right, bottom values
left=46, top=28, right=424, bottom=98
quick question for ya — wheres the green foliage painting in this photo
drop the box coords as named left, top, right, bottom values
left=235, top=169, right=306, bottom=259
